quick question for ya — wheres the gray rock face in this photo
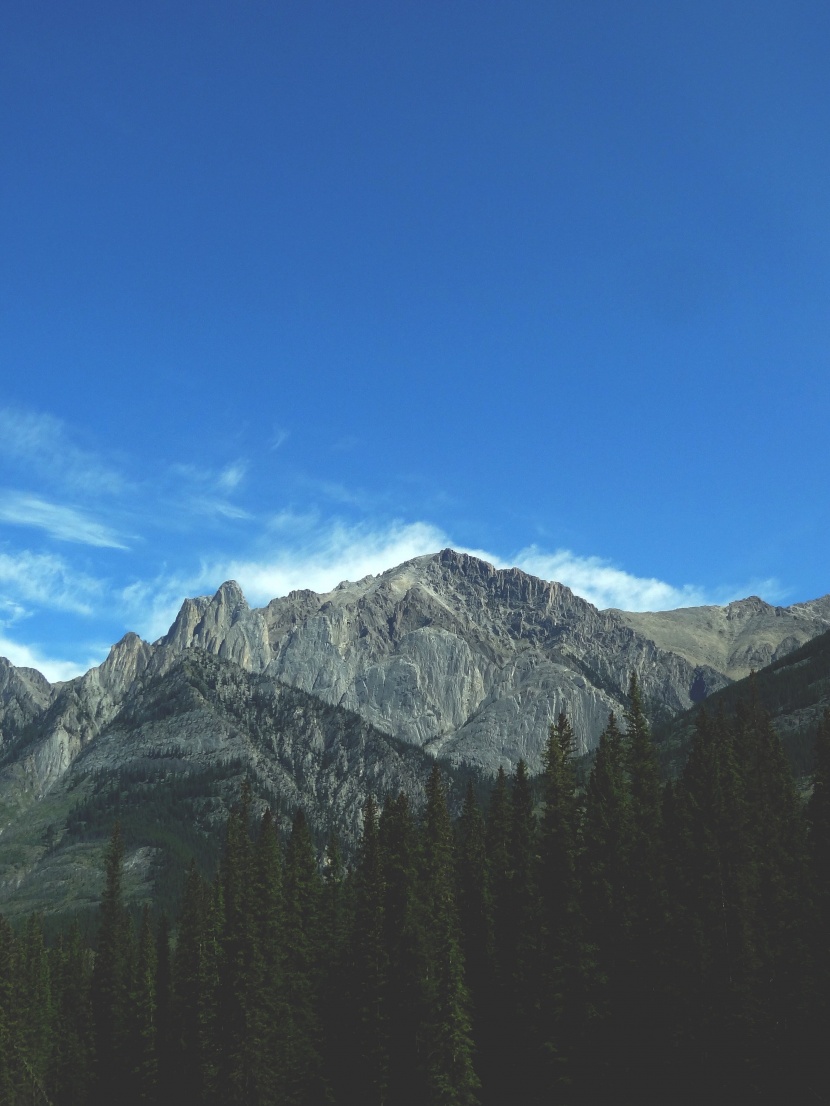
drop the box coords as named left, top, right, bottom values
left=160, top=550, right=733, bottom=771
left=0, top=659, right=55, bottom=749
left=3, top=551, right=828, bottom=803
left=615, top=595, right=830, bottom=681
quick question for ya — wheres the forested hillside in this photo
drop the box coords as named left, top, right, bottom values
left=2, top=678, right=828, bottom=1105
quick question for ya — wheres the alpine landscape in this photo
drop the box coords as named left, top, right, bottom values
left=3, top=3, right=830, bottom=1105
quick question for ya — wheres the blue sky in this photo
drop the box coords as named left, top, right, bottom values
left=1, top=1, right=829, bottom=680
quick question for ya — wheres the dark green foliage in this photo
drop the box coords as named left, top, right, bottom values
left=282, top=808, right=330, bottom=1105
left=91, top=822, right=131, bottom=1106
left=419, top=765, right=479, bottom=1106
left=3, top=686, right=827, bottom=1104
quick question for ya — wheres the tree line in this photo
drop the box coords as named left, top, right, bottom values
left=1, top=675, right=829, bottom=1104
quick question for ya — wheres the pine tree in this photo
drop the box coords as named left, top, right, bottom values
left=537, top=712, right=585, bottom=1097
left=92, top=821, right=132, bottom=1106
left=581, top=713, right=631, bottom=1095
left=49, top=922, right=94, bottom=1106
left=17, top=913, right=53, bottom=1096
left=128, top=906, right=158, bottom=1104
left=250, top=808, right=289, bottom=1105
left=455, top=780, right=492, bottom=1049
left=420, top=765, right=480, bottom=1106
left=350, top=794, right=389, bottom=1105
left=283, top=807, right=329, bottom=1106
left=0, top=914, right=16, bottom=1102
left=379, top=792, right=425, bottom=1106
left=217, top=791, right=259, bottom=1105
left=171, top=862, right=220, bottom=1105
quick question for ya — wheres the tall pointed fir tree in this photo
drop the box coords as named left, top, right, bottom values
left=171, top=861, right=220, bottom=1105
left=537, top=712, right=586, bottom=1098
left=128, top=906, right=158, bottom=1105
left=49, top=921, right=95, bottom=1106
left=455, top=780, right=492, bottom=1056
left=379, top=792, right=425, bottom=1106
left=91, top=821, right=132, bottom=1106
left=349, top=794, right=390, bottom=1106
left=282, top=807, right=330, bottom=1106
left=217, top=785, right=260, bottom=1106
left=419, top=765, right=480, bottom=1106
left=250, top=808, right=289, bottom=1106
left=481, top=766, right=512, bottom=1106
left=581, top=713, right=632, bottom=1096
left=733, top=688, right=810, bottom=1090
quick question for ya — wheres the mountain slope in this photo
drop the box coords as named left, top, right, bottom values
left=0, top=650, right=444, bottom=918
left=615, top=594, right=830, bottom=680
left=161, top=549, right=733, bottom=771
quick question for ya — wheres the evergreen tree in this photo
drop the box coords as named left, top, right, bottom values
left=18, top=913, right=53, bottom=1095
left=154, top=915, right=172, bottom=1104
left=283, top=807, right=329, bottom=1105
left=49, top=922, right=94, bottom=1106
left=455, top=780, right=492, bottom=1049
left=217, top=791, right=259, bottom=1105
left=250, top=808, right=289, bottom=1106
left=350, top=794, right=389, bottom=1105
left=91, top=822, right=131, bottom=1106
left=128, top=906, right=158, bottom=1104
left=379, top=792, right=425, bottom=1106
left=171, top=862, right=220, bottom=1105
left=537, top=712, right=585, bottom=1098
left=581, top=713, right=631, bottom=1095
left=420, top=765, right=480, bottom=1106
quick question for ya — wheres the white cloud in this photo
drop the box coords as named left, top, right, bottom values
left=0, top=549, right=106, bottom=615
left=216, top=460, right=248, bottom=493
left=0, top=407, right=125, bottom=496
left=0, top=633, right=102, bottom=683
left=122, top=520, right=451, bottom=641
left=270, top=427, right=290, bottom=450
left=513, top=546, right=714, bottom=611
left=0, top=492, right=128, bottom=549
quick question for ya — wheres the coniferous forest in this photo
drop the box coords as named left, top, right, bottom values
left=2, top=678, right=830, bottom=1105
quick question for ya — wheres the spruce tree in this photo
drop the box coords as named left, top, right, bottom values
left=128, top=906, right=158, bottom=1105
left=283, top=807, right=329, bottom=1106
left=251, top=808, right=289, bottom=1105
left=455, top=780, right=492, bottom=1051
left=581, top=713, right=631, bottom=1095
left=92, top=822, right=131, bottom=1106
left=537, top=712, right=585, bottom=1097
left=379, top=792, right=425, bottom=1106
left=419, top=765, right=479, bottom=1106
left=217, top=793, right=258, bottom=1105
left=350, top=794, right=389, bottom=1105
left=48, top=921, right=95, bottom=1106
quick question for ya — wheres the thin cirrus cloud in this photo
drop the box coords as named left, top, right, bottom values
left=0, top=407, right=125, bottom=496
left=0, top=491, right=129, bottom=549
left=0, top=550, right=106, bottom=616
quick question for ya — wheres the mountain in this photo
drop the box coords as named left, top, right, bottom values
left=1, top=547, right=828, bottom=916
left=616, top=594, right=830, bottom=680
left=655, top=625, right=830, bottom=779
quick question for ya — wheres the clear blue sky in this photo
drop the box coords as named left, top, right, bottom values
left=1, top=1, right=828, bottom=678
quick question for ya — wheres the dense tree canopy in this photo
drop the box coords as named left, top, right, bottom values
left=0, top=686, right=825, bottom=1104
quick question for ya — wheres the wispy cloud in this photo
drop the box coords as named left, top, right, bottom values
left=0, top=549, right=106, bottom=615
left=216, top=460, right=248, bottom=493
left=0, top=492, right=129, bottom=549
left=270, top=427, right=290, bottom=450
left=167, top=461, right=253, bottom=522
left=122, top=519, right=449, bottom=640
left=511, top=546, right=708, bottom=611
left=0, top=407, right=126, bottom=496
left=0, top=633, right=102, bottom=683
